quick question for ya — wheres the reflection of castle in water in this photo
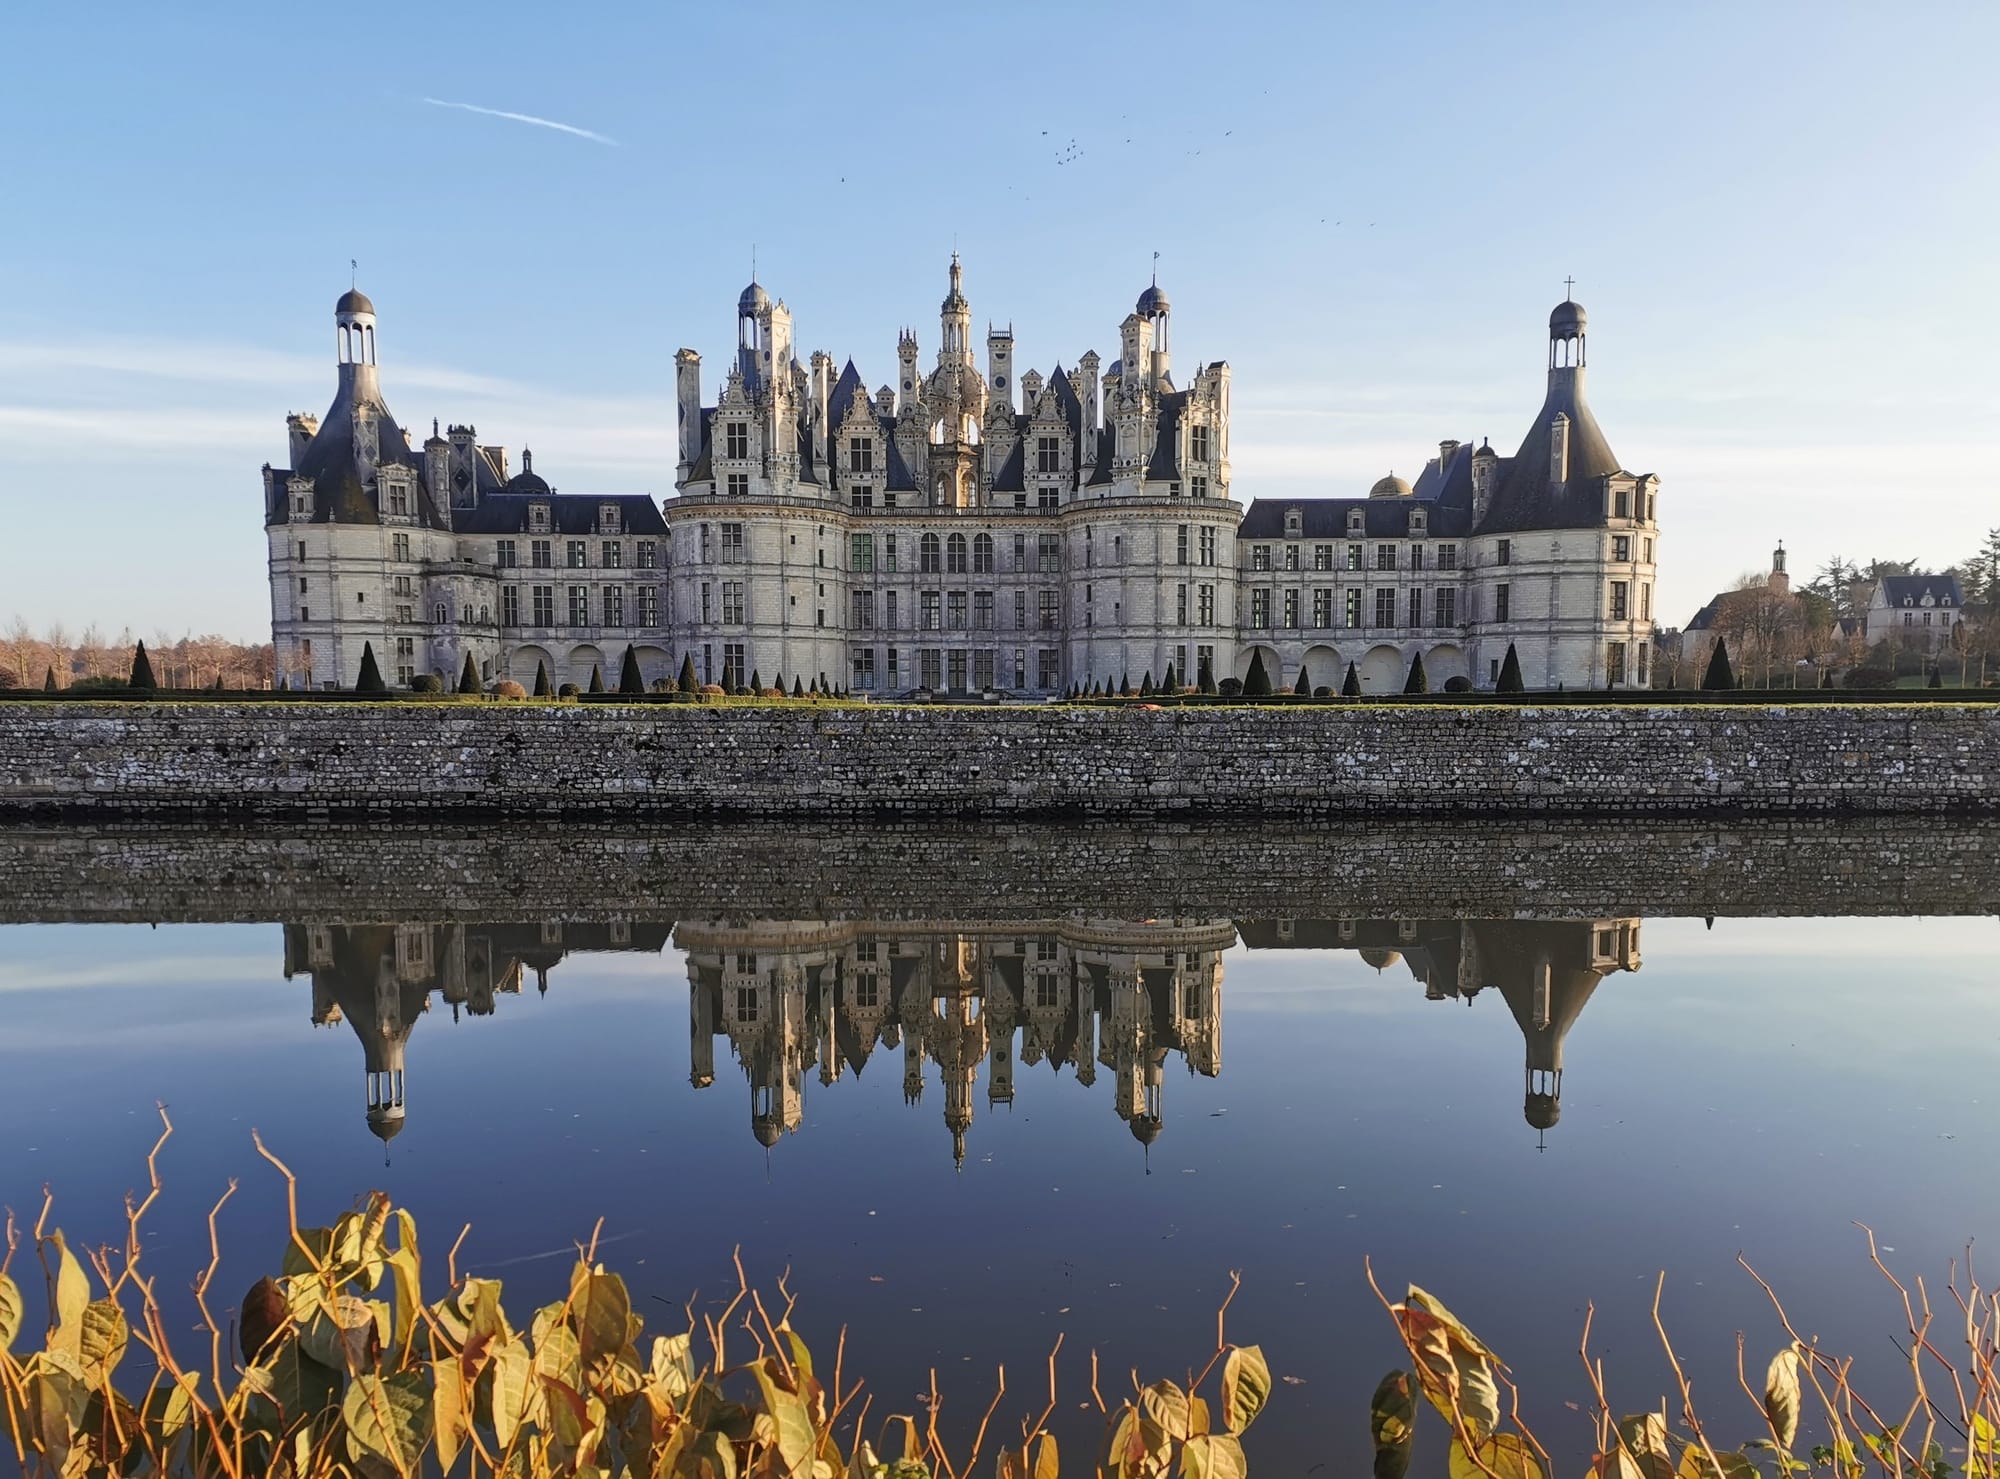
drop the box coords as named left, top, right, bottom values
left=283, top=913, right=1638, bottom=1154
left=281, top=919, right=675, bottom=1143
left=1238, top=917, right=1643, bottom=1140
left=680, top=919, right=1231, bottom=1166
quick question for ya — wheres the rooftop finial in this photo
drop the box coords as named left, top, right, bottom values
left=351, top=258, right=357, bottom=289
left=1563, top=274, right=1576, bottom=301
left=751, top=243, right=757, bottom=283
left=1152, top=250, right=1159, bottom=287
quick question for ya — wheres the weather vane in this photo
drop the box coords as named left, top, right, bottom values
left=351, top=258, right=358, bottom=288
left=1152, top=250, right=1160, bottom=285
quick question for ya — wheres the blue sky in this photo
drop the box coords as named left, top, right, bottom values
left=3, top=2, right=1996, bottom=641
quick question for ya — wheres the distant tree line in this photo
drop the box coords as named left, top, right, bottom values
left=0, top=619, right=273, bottom=691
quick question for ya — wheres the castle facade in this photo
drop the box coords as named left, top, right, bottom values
left=264, top=267, right=1660, bottom=694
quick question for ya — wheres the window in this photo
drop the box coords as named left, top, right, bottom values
left=851, top=533, right=874, bottom=571
left=1375, top=544, right=1397, bottom=571
left=502, top=587, right=520, bottom=625
left=1197, top=584, right=1215, bottom=624
left=1038, top=485, right=1060, bottom=512
left=531, top=539, right=552, bottom=568
left=920, top=533, right=941, bottom=572
left=1637, top=642, right=1651, bottom=684
left=1614, top=488, right=1630, bottom=519
left=1313, top=589, right=1333, bottom=628
left=1437, top=543, right=1458, bottom=571
left=973, top=533, right=994, bottom=572
left=947, top=534, right=968, bottom=573
left=920, top=649, right=943, bottom=689
left=559, top=540, right=580, bottom=569
left=639, top=587, right=658, bottom=626
left=974, top=650, right=995, bottom=689
left=722, top=581, right=745, bottom=623
left=1408, top=588, right=1423, bottom=626
left=726, top=472, right=749, bottom=498
left=599, top=504, right=622, bottom=535
left=1495, top=584, right=1511, bottom=622
left=393, top=575, right=414, bottom=598
left=850, top=484, right=873, bottom=510
left=1014, top=650, right=1027, bottom=688
left=852, top=589, right=876, bottom=628
left=1313, top=544, right=1333, bottom=571
left=1038, top=590, right=1058, bottom=629
left=637, top=540, right=658, bottom=569
left=723, top=642, right=745, bottom=688
left=1177, top=525, right=1190, bottom=564
left=1410, top=545, right=1425, bottom=572
left=720, top=523, right=744, bottom=563
left=948, top=651, right=968, bottom=691
left=1641, top=584, right=1652, bottom=621
left=1196, top=644, right=1214, bottom=681
left=947, top=591, right=968, bottom=629
left=1610, top=581, right=1629, bottom=620
left=887, top=647, right=900, bottom=686
left=1037, top=436, right=1061, bottom=474
left=1191, top=474, right=1208, bottom=498
left=1496, top=539, right=1512, bottom=566
left=1375, top=589, right=1397, bottom=627
left=1037, top=649, right=1058, bottom=689
left=532, top=586, right=555, bottom=625
left=1283, top=589, right=1300, bottom=627
left=1251, top=545, right=1272, bottom=572
left=974, top=590, right=994, bottom=629
left=529, top=505, right=551, bottom=534
left=603, top=541, right=623, bottom=568
left=604, top=586, right=625, bottom=627
left=725, top=422, right=749, bottom=459
left=1436, top=587, right=1457, bottom=625
left=849, top=437, right=874, bottom=473
left=1251, top=590, right=1271, bottom=628
left=395, top=603, right=414, bottom=623
left=566, top=586, right=587, bottom=625
left=1613, top=535, right=1631, bottom=562
left=1345, top=543, right=1362, bottom=571
left=1344, top=589, right=1361, bottom=627
left=699, top=582, right=711, bottom=623
left=497, top=539, right=518, bottom=568
left=920, top=591, right=942, bottom=630
left=1643, top=538, right=1653, bottom=564
left=1200, top=528, right=1217, bottom=566
left=389, top=532, right=409, bottom=561
left=884, top=534, right=899, bottom=573
left=1284, top=545, right=1301, bottom=571
left=1038, top=533, right=1061, bottom=572
left=1013, top=590, right=1026, bottom=629
left=886, top=591, right=898, bottom=628
left=1190, top=425, right=1211, bottom=462
left=852, top=646, right=876, bottom=690
left=1606, top=641, right=1627, bottom=685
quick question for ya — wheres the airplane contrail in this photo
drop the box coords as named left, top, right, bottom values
left=422, top=97, right=618, bottom=146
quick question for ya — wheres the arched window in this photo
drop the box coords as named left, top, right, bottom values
left=972, top=533, right=994, bottom=573
left=946, top=534, right=968, bottom=573
left=920, top=533, right=942, bottom=573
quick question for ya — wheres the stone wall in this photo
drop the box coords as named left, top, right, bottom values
left=2, top=818, right=1995, bottom=922
left=1, top=701, right=1997, bottom=819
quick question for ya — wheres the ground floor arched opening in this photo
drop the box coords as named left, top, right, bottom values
left=1360, top=644, right=1406, bottom=694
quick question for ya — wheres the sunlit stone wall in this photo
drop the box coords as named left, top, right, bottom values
left=0, top=702, right=1996, bottom=819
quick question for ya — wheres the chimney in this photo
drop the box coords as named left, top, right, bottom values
left=675, top=349, right=703, bottom=486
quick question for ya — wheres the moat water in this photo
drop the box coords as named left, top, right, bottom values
left=2, top=827, right=1996, bottom=1472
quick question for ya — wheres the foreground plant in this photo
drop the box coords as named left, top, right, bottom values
left=0, top=1111, right=1270, bottom=1478
left=1368, top=1237, right=2000, bottom=1479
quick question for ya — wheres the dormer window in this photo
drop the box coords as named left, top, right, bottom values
left=1347, top=508, right=1365, bottom=535
left=725, top=421, right=750, bottom=459
left=1409, top=509, right=1428, bottom=536
left=1284, top=508, right=1302, bottom=539
left=529, top=503, right=551, bottom=533
left=849, top=437, right=875, bottom=473
left=599, top=503, right=621, bottom=534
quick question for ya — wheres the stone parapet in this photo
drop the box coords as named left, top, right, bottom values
left=0, top=702, right=1995, bottom=819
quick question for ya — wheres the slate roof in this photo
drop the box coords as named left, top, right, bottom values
left=990, top=436, right=1026, bottom=493
left=1876, top=573, right=1964, bottom=608
left=453, top=492, right=667, bottom=535
left=1480, top=368, right=1630, bottom=533
left=1147, top=391, right=1186, bottom=481
left=272, top=379, right=451, bottom=530
left=1238, top=442, right=1478, bottom=540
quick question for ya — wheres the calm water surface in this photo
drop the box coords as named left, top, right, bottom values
left=2, top=851, right=1997, bottom=1472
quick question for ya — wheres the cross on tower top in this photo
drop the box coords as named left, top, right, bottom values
left=1563, top=275, right=1576, bottom=300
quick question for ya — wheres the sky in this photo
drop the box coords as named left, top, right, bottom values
left=2, top=1, right=1996, bottom=642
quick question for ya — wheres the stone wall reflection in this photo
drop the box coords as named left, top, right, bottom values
left=282, top=913, right=1641, bottom=1157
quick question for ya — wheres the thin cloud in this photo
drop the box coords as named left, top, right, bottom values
left=423, top=96, right=617, bottom=146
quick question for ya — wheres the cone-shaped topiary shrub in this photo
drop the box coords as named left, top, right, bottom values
left=1242, top=651, right=1273, bottom=697
left=43, top=667, right=58, bottom=692
left=1496, top=643, right=1525, bottom=693
left=678, top=653, right=700, bottom=694
left=749, top=669, right=763, bottom=693
left=1701, top=639, right=1736, bottom=692
left=1341, top=661, right=1361, bottom=697
left=588, top=665, right=605, bottom=694
left=129, top=640, right=157, bottom=692
left=1198, top=656, right=1217, bottom=694
left=1161, top=662, right=1177, bottom=694
left=619, top=645, right=643, bottom=694
left=1403, top=652, right=1429, bottom=695
left=458, top=651, right=481, bottom=694
left=533, top=660, right=553, bottom=698
left=793, top=675, right=805, bottom=697
left=1140, top=672, right=1155, bottom=696
left=355, top=642, right=387, bottom=695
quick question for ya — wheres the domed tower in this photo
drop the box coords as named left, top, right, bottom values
left=335, top=288, right=379, bottom=401
left=1368, top=474, right=1413, bottom=500
left=1135, top=273, right=1171, bottom=386
left=737, top=280, right=770, bottom=389
left=1549, top=294, right=1586, bottom=370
